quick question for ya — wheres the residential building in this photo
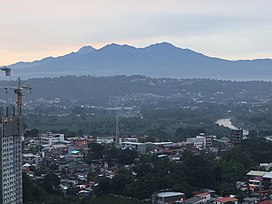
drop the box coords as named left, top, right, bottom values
left=121, top=141, right=147, bottom=153
left=216, top=197, right=238, bottom=204
left=195, top=192, right=211, bottom=202
left=186, top=136, right=206, bottom=149
left=262, top=171, right=272, bottom=189
left=230, top=128, right=243, bottom=144
left=183, top=196, right=204, bottom=204
left=152, top=191, right=185, bottom=204
left=205, top=135, right=215, bottom=147
left=242, top=197, right=260, bottom=204
left=40, top=132, right=65, bottom=145
left=0, top=108, right=23, bottom=204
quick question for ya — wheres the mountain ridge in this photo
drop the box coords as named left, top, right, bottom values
left=8, top=42, right=272, bottom=80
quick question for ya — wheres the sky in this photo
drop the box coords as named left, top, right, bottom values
left=0, top=0, right=272, bottom=65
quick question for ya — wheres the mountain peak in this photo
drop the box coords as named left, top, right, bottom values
left=147, top=42, right=176, bottom=48
left=101, top=43, right=136, bottom=50
left=77, top=46, right=96, bottom=54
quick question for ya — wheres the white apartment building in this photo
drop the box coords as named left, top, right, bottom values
left=40, top=132, right=65, bottom=145
left=186, top=136, right=206, bottom=149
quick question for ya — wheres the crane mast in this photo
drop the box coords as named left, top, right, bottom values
left=0, top=67, right=31, bottom=115
left=17, top=78, right=22, bottom=115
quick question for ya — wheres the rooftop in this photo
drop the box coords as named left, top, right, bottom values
left=183, top=196, right=203, bottom=204
left=157, top=192, right=185, bottom=198
left=263, top=171, right=272, bottom=179
left=247, top=170, right=267, bottom=177
left=195, top=192, right=210, bottom=197
left=216, top=197, right=238, bottom=203
left=260, top=200, right=272, bottom=204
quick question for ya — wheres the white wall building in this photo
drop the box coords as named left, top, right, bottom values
left=40, top=132, right=65, bottom=145
left=186, top=136, right=206, bottom=149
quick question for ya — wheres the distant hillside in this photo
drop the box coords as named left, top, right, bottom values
left=9, top=42, right=272, bottom=80
left=1, top=75, right=272, bottom=106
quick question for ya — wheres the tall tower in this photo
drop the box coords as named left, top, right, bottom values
left=0, top=107, right=23, bottom=204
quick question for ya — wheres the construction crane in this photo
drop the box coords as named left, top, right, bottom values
left=0, top=77, right=31, bottom=116
left=14, top=77, right=32, bottom=115
left=0, top=66, right=11, bottom=76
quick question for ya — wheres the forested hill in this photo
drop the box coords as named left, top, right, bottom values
left=0, top=75, right=272, bottom=106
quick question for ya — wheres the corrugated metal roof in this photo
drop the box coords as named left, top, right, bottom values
left=247, top=170, right=267, bottom=177
left=157, top=192, right=184, bottom=198
left=263, top=171, right=272, bottom=179
left=216, top=197, right=238, bottom=203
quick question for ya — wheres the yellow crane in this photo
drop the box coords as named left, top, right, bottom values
left=14, top=77, right=31, bottom=115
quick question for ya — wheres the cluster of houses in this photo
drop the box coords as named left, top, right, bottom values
left=22, top=129, right=269, bottom=202
left=23, top=132, right=98, bottom=197
left=152, top=189, right=240, bottom=204
left=152, top=187, right=272, bottom=204
left=22, top=131, right=232, bottom=198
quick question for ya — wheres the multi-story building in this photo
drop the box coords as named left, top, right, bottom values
left=230, top=128, right=243, bottom=144
left=0, top=107, right=23, bottom=204
left=40, top=132, right=65, bottom=145
left=186, top=136, right=206, bottom=149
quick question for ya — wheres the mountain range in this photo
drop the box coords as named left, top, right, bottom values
left=9, top=42, right=272, bottom=80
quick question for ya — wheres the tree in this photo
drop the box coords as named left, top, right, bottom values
left=93, top=177, right=110, bottom=196
left=43, top=173, right=61, bottom=193
left=24, top=128, right=39, bottom=137
left=23, top=172, right=43, bottom=203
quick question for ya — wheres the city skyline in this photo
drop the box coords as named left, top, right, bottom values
left=1, top=0, right=272, bottom=65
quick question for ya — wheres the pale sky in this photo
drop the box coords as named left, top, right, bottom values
left=1, top=0, right=272, bottom=65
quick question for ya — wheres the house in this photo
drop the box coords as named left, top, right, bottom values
left=215, top=197, right=238, bottom=204
left=183, top=197, right=204, bottom=204
left=262, top=171, right=272, bottom=189
left=152, top=191, right=185, bottom=204
left=246, top=170, right=266, bottom=177
left=260, top=200, right=272, bottom=204
left=242, top=197, right=260, bottom=204
left=195, top=192, right=211, bottom=202
left=246, top=170, right=267, bottom=190
left=248, top=177, right=263, bottom=190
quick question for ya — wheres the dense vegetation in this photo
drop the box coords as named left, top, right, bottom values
left=2, top=75, right=272, bottom=105
left=24, top=104, right=231, bottom=139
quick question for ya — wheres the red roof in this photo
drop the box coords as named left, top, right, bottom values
left=260, top=200, right=272, bottom=204
left=195, top=192, right=210, bottom=197
left=249, top=177, right=262, bottom=181
left=216, top=197, right=238, bottom=203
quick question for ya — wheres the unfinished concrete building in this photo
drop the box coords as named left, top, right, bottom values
left=0, top=107, right=23, bottom=204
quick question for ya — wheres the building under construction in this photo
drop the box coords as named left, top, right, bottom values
left=0, top=67, right=30, bottom=204
left=0, top=107, right=23, bottom=204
